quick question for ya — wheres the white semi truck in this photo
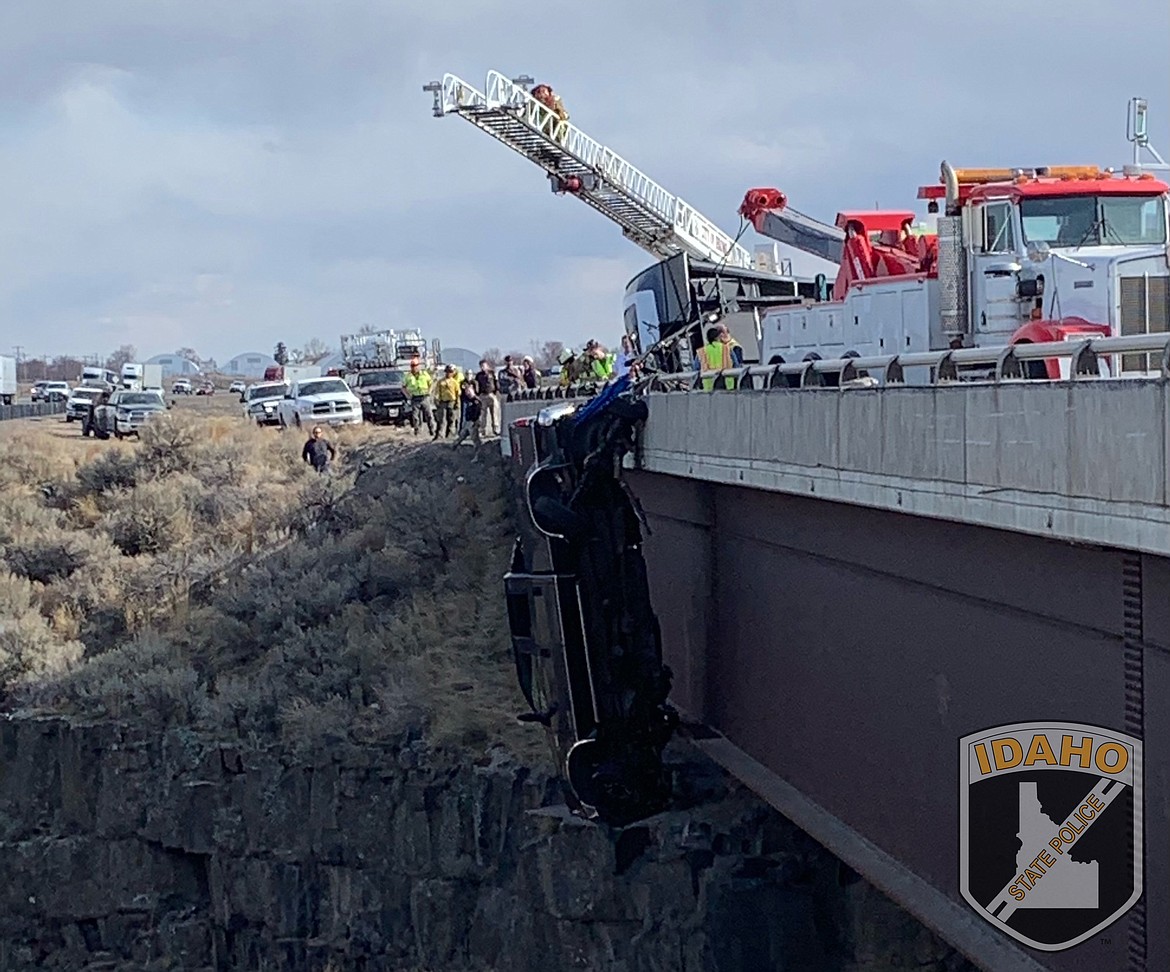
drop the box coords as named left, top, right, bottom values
left=120, top=362, right=144, bottom=390
left=0, top=355, right=16, bottom=405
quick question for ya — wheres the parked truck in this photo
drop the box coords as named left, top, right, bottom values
left=0, top=355, right=16, bottom=405
left=120, top=362, right=144, bottom=390
left=141, top=363, right=163, bottom=392
left=339, top=328, right=442, bottom=372
left=262, top=364, right=322, bottom=383
left=739, top=159, right=1169, bottom=383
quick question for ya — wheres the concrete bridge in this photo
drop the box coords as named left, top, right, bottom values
left=500, top=373, right=1170, bottom=972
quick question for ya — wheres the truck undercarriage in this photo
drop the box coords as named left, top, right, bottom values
left=504, top=379, right=678, bottom=825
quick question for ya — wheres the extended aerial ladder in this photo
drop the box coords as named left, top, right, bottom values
left=424, top=70, right=765, bottom=272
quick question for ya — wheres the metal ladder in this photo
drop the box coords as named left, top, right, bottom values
left=425, top=70, right=754, bottom=271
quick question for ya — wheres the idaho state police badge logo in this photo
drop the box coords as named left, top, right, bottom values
left=959, top=722, right=1142, bottom=951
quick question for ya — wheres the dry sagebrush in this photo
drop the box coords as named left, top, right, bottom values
left=0, top=414, right=532, bottom=760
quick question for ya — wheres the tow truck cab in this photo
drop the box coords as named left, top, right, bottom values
left=757, top=166, right=1170, bottom=382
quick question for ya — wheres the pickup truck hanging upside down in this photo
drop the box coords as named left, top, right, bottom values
left=504, top=377, right=678, bottom=825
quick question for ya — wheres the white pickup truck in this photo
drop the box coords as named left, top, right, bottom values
left=275, top=377, right=363, bottom=430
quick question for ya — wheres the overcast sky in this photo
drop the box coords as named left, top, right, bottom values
left=1, top=1, right=1167, bottom=364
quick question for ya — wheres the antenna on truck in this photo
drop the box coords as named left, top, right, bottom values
left=1127, top=97, right=1168, bottom=172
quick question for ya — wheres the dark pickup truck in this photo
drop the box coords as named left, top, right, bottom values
left=351, top=368, right=410, bottom=425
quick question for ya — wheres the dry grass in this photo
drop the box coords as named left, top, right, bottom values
left=0, top=410, right=541, bottom=762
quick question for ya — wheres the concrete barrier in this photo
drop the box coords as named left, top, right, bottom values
left=504, top=380, right=1170, bottom=555
left=637, top=382, right=1170, bottom=556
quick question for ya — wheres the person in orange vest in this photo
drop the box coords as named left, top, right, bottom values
left=718, top=324, right=745, bottom=368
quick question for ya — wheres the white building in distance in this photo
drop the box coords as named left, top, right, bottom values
left=145, top=354, right=202, bottom=377
left=223, top=352, right=278, bottom=377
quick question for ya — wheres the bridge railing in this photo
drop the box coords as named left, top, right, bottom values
left=637, top=332, right=1170, bottom=392
left=499, top=333, right=1170, bottom=407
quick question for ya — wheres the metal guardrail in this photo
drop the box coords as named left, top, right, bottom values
left=501, top=334, right=1170, bottom=406
left=640, top=332, right=1170, bottom=392
left=0, top=401, right=67, bottom=421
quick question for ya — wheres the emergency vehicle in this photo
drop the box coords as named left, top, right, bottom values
left=742, top=106, right=1170, bottom=384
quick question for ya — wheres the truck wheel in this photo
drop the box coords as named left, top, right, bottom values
left=65, top=415, right=73, bottom=423
left=294, top=414, right=302, bottom=429
left=114, top=429, right=123, bottom=440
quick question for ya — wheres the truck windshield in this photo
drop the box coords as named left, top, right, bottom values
left=1019, top=194, right=1167, bottom=247
left=299, top=379, right=349, bottom=396
left=356, top=371, right=404, bottom=387
left=118, top=393, right=163, bottom=406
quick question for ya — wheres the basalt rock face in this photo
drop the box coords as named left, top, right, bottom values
left=0, top=717, right=975, bottom=972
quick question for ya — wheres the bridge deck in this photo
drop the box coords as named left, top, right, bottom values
left=500, top=385, right=1168, bottom=972
left=637, top=382, right=1170, bottom=556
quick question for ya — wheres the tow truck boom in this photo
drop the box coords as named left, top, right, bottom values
left=425, top=70, right=756, bottom=271
left=739, top=188, right=845, bottom=265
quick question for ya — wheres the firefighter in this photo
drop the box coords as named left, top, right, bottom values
left=433, top=364, right=461, bottom=440
left=695, top=326, right=734, bottom=391
left=558, top=348, right=577, bottom=387
left=404, top=357, right=435, bottom=436
left=531, top=83, right=569, bottom=141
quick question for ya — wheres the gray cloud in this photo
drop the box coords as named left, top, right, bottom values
left=0, top=0, right=1166, bottom=362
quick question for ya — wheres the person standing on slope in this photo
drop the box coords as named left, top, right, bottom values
left=302, top=425, right=336, bottom=473
left=404, top=357, right=435, bottom=437
left=433, top=364, right=461, bottom=440
left=473, top=359, right=499, bottom=437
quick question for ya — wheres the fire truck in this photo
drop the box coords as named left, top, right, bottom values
left=426, top=69, right=807, bottom=369
left=339, top=328, right=442, bottom=372
left=741, top=159, right=1170, bottom=381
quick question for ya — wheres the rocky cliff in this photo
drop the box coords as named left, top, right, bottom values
left=0, top=716, right=975, bottom=971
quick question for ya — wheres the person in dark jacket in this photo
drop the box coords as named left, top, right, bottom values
left=82, top=391, right=111, bottom=439
left=452, top=381, right=483, bottom=459
left=302, top=425, right=336, bottom=473
left=521, top=355, right=539, bottom=389
left=472, top=360, right=499, bottom=437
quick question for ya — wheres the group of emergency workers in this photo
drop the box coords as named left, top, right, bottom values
left=397, top=354, right=541, bottom=460
left=554, top=336, right=636, bottom=387
left=392, top=338, right=643, bottom=459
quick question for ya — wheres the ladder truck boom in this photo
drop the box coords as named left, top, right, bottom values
left=424, top=70, right=755, bottom=271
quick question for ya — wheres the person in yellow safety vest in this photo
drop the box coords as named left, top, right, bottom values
left=588, top=346, right=615, bottom=381
left=558, top=348, right=577, bottom=387
left=433, top=364, right=461, bottom=440
left=718, top=324, right=745, bottom=369
left=404, top=358, right=436, bottom=436
left=696, top=326, right=735, bottom=391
